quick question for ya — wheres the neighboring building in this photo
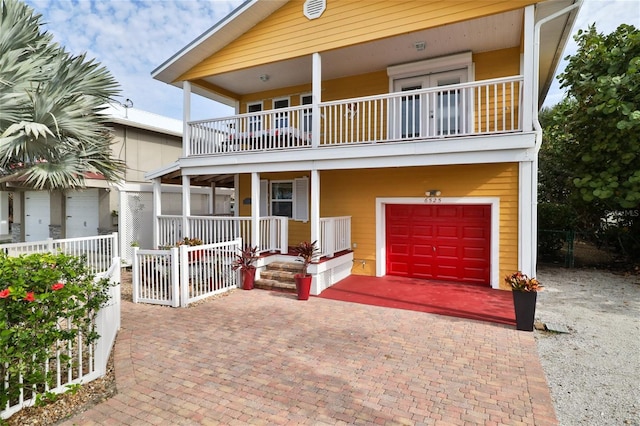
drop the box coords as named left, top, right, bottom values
left=3, top=104, right=233, bottom=263
left=147, top=0, right=580, bottom=293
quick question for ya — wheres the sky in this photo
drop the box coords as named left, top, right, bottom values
left=23, top=0, right=639, bottom=121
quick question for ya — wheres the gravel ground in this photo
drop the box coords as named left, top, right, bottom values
left=7, top=266, right=640, bottom=425
left=534, top=266, right=640, bottom=426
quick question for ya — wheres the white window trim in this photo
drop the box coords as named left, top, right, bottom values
left=375, top=197, right=500, bottom=289
left=387, top=51, right=474, bottom=82
left=267, top=177, right=309, bottom=222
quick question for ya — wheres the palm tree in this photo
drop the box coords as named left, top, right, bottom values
left=0, top=0, right=124, bottom=190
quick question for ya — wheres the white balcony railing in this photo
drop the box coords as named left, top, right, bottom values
left=187, top=76, right=523, bottom=156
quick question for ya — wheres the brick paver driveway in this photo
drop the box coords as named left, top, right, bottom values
left=62, top=290, right=556, bottom=425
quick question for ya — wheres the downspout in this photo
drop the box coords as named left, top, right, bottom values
left=531, top=0, right=582, bottom=271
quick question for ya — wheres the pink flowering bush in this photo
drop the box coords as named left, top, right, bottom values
left=0, top=252, right=112, bottom=408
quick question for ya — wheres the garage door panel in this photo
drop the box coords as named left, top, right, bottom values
left=386, top=204, right=490, bottom=285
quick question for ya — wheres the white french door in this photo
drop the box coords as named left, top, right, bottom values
left=393, top=69, right=468, bottom=139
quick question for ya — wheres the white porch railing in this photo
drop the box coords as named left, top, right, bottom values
left=132, top=239, right=240, bottom=308
left=186, top=76, right=523, bottom=155
left=320, top=216, right=352, bottom=257
left=1, top=254, right=121, bottom=420
left=158, top=215, right=288, bottom=254
left=0, top=233, right=118, bottom=275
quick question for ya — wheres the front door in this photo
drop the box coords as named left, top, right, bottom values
left=393, top=69, right=468, bottom=138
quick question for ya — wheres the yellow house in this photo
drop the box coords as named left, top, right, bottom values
left=147, top=0, right=580, bottom=293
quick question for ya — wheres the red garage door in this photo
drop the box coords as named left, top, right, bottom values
left=386, top=204, right=491, bottom=285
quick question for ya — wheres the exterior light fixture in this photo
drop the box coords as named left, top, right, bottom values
left=425, top=190, right=441, bottom=197
left=414, top=41, right=426, bottom=52
left=259, top=74, right=269, bottom=82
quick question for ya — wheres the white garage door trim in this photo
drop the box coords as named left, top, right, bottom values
left=376, top=197, right=500, bottom=289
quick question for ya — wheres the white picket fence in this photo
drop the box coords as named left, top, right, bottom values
left=0, top=234, right=121, bottom=420
left=132, top=238, right=240, bottom=308
left=0, top=233, right=118, bottom=275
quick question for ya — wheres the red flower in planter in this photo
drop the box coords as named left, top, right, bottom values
left=0, top=288, right=10, bottom=298
left=24, top=292, right=35, bottom=302
left=52, top=282, right=65, bottom=291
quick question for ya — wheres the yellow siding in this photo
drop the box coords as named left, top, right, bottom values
left=180, top=0, right=534, bottom=81
left=321, top=164, right=519, bottom=288
left=239, top=163, right=519, bottom=289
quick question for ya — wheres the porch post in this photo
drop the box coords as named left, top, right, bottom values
left=521, top=5, right=535, bottom=132
left=310, top=169, right=320, bottom=252
left=251, top=172, right=260, bottom=249
left=210, top=182, right=216, bottom=215
left=311, top=52, right=321, bottom=148
left=519, top=161, right=534, bottom=276
left=183, top=81, right=191, bottom=157
left=152, top=177, right=162, bottom=249
left=182, top=175, right=191, bottom=241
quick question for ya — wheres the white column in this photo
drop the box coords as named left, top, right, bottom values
left=152, top=178, right=162, bottom=248
left=251, top=172, right=260, bottom=249
left=0, top=191, right=8, bottom=235
left=521, top=5, right=535, bottom=132
left=210, top=182, right=216, bottom=215
left=310, top=169, right=320, bottom=249
left=234, top=174, right=240, bottom=217
left=312, top=53, right=321, bottom=148
left=182, top=175, right=191, bottom=240
left=183, top=81, right=192, bottom=157
left=519, top=161, right=534, bottom=276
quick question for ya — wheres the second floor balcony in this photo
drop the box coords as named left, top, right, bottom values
left=186, top=75, right=526, bottom=158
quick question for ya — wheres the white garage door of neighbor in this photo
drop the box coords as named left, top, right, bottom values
left=66, top=189, right=99, bottom=238
left=25, top=191, right=51, bottom=242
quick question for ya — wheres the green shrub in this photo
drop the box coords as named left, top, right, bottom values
left=0, top=252, right=112, bottom=408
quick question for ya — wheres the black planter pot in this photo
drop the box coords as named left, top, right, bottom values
left=512, top=291, right=537, bottom=331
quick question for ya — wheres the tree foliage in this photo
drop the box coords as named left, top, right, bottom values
left=558, top=24, right=640, bottom=209
left=0, top=0, right=124, bottom=189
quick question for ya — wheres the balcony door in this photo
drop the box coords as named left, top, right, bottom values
left=393, top=68, right=468, bottom=139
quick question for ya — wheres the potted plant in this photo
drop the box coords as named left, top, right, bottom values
left=293, top=241, right=319, bottom=300
left=176, top=237, right=203, bottom=261
left=232, top=245, right=259, bottom=290
left=505, top=271, right=544, bottom=331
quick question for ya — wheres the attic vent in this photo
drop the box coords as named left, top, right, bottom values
left=303, top=0, right=326, bottom=20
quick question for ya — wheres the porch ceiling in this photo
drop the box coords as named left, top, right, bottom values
left=157, top=169, right=235, bottom=188
left=198, top=9, right=524, bottom=99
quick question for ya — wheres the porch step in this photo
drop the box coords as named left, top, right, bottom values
left=255, top=261, right=302, bottom=292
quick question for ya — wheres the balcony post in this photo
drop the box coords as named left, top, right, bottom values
left=521, top=5, right=535, bottom=132
left=183, top=81, right=191, bottom=157
left=312, top=52, right=321, bottom=148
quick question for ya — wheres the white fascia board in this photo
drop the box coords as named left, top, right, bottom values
left=152, top=0, right=287, bottom=85
left=178, top=132, right=537, bottom=173
left=145, top=161, right=181, bottom=181
left=102, top=104, right=183, bottom=137
left=120, top=182, right=210, bottom=194
left=183, top=148, right=535, bottom=177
